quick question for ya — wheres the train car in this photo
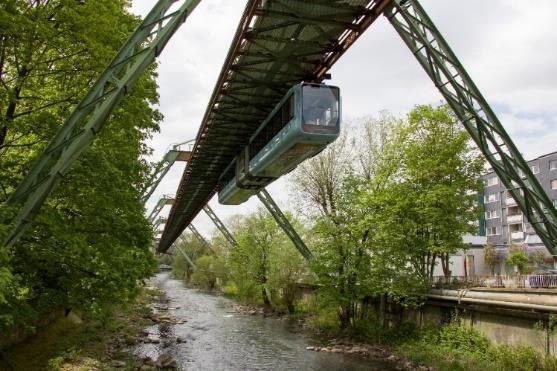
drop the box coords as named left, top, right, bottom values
left=218, top=82, right=341, bottom=205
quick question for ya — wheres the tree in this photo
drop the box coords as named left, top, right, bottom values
left=0, top=0, right=161, bottom=329
left=291, top=115, right=409, bottom=329
left=368, top=105, right=484, bottom=283
left=484, top=243, right=498, bottom=275
left=507, top=245, right=529, bottom=275
left=227, top=210, right=278, bottom=306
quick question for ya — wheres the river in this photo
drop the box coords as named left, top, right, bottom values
left=135, top=272, right=396, bottom=370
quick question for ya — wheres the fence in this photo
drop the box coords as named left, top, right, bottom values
left=433, top=274, right=557, bottom=289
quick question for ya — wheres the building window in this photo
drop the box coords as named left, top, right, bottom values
left=486, top=210, right=500, bottom=219
left=531, top=164, right=540, bottom=174
left=550, top=160, right=557, bottom=171
left=484, top=193, right=499, bottom=203
left=552, top=179, right=557, bottom=190
left=487, top=177, right=499, bottom=187
left=487, top=226, right=499, bottom=236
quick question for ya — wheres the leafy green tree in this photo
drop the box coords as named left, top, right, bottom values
left=0, top=0, right=161, bottom=329
left=364, top=105, right=484, bottom=283
left=191, top=255, right=226, bottom=291
left=507, top=245, right=529, bottom=275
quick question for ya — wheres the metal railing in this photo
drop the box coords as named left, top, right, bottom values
left=433, top=274, right=557, bottom=289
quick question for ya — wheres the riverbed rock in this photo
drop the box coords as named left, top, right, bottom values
left=176, top=336, right=186, bottom=343
left=156, top=353, right=177, bottom=369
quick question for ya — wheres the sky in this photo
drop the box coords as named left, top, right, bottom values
left=130, top=0, right=557, bottom=239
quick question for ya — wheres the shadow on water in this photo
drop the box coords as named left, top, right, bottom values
left=135, top=272, right=397, bottom=370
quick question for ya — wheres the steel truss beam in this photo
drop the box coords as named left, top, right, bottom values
left=188, top=224, right=214, bottom=254
left=142, top=143, right=192, bottom=203
left=2, top=0, right=202, bottom=248
left=257, top=189, right=312, bottom=261
left=385, top=0, right=557, bottom=256
left=202, top=205, right=238, bottom=248
left=172, top=236, right=197, bottom=269
left=159, top=0, right=392, bottom=252
left=148, top=195, right=174, bottom=223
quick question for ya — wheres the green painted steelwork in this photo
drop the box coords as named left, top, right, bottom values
left=141, top=140, right=193, bottom=203
left=257, top=189, right=312, bottom=260
left=153, top=216, right=167, bottom=232
left=2, top=0, right=202, bottom=249
left=172, top=239, right=197, bottom=269
left=202, top=205, right=238, bottom=248
left=385, top=0, right=557, bottom=256
left=159, top=0, right=391, bottom=252
left=148, top=195, right=174, bottom=223
left=188, top=224, right=214, bottom=254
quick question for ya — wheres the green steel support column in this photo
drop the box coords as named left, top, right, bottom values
left=172, top=238, right=197, bottom=269
left=188, top=224, right=214, bottom=254
left=2, top=0, right=202, bottom=249
left=202, top=205, right=238, bottom=248
left=148, top=195, right=174, bottom=223
left=257, top=189, right=312, bottom=260
left=385, top=0, right=557, bottom=256
left=153, top=216, right=167, bottom=233
left=142, top=141, right=193, bottom=202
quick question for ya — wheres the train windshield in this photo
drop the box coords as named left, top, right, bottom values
left=302, top=85, right=340, bottom=133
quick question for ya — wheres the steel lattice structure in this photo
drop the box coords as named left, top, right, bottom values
left=3, top=0, right=556, bottom=260
left=2, top=0, right=202, bottom=248
left=202, top=205, right=238, bottom=248
left=159, top=0, right=391, bottom=252
left=385, top=0, right=557, bottom=256
left=257, top=189, right=312, bottom=260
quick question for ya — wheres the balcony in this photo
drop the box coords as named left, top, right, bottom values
left=506, top=197, right=516, bottom=206
left=511, top=231, right=525, bottom=240
left=507, top=214, right=523, bottom=224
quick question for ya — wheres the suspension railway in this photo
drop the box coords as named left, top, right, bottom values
left=2, top=0, right=557, bottom=261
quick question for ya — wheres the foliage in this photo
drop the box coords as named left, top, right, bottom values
left=398, top=321, right=557, bottom=371
left=225, top=209, right=306, bottom=309
left=190, top=255, right=226, bottom=291
left=0, top=0, right=160, bottom=330
left=532, top=250, right=547, bottom=267
left=507, top=245, right=528, bottom=274
left=483, top=243, right=498, bottom=274
left=291, top=105, right=483, bottom=330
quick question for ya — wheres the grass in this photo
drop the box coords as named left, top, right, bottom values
left=393, top=322, right=557, bottom=371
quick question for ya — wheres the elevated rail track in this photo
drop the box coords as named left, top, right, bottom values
left=159, top=0, right=391, bottom=252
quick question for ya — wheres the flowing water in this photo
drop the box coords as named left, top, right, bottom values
left=135, top=273, right=396, bottom=370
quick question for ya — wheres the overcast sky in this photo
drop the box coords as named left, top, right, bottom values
left=130, top=0, right=557, bottom=239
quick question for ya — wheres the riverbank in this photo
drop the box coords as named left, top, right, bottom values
left=221, top=289, right=557, bottom=371
left=0, top=286, right=164, bottom=370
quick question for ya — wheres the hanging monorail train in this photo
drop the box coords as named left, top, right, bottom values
left=218, top=82, right=341, bottom=205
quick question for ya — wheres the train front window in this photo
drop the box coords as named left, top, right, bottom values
left=302, top=85, right=340, bottom=133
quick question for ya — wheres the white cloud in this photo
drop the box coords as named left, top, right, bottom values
left=132, top=0, right=557, bottom=237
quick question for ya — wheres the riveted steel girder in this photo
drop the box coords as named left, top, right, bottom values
left=142, top=149, right=191, bottom=203
left=3, top=0, right=202, bottom=248
left=148, top=195, right=175, bottom=223
left=257, top=189, right=312, bottom=260
left=159, top=0, right=391, bottom=252
left=188, top=224, right=214, bottom=254
left=385, top=0, right=557, bottom=256
left=202, top=205, right=238, bottom=249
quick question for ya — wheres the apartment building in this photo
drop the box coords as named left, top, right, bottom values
left=483, top=151, right=557, bottom=252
